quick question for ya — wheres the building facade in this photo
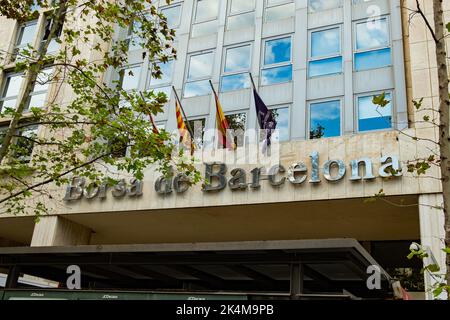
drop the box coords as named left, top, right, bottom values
left=0, top=0, right=448, bottom=300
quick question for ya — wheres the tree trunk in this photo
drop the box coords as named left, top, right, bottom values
left=0, top=1, right=66, bottom=163
left=433, top=0, right=450, bottom=297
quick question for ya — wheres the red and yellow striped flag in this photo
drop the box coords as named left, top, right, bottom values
left=213, top=90, right=236, bottom=150
left=175, top=100, right=195, bottom=153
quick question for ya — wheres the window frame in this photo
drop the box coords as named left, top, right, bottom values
left=307, top=97, right=343, bottom=140
left=13, top=19, right=39, bottom=61
left=308, top=0, right=343, bottom=13
left=268, top=104, right=291, bottom=142
left=27, top=67, right=53, bottom=110
left=224, top=111, right=248, bottom=148
left=147, top=59, right=175, bottom=99
left=117, top=63, right=145, bottom=92
left=308, top=24, right=343, bottom=78
left=193, top=0, right=219, bottom=24
left=226, top=0, right=256, bottom=31
left=0, top=72, right=23, bottom=112
left=183, top=50, right=215, bottom=98
left=159, top=2, right=183, bottom=29
left=264, top=0, right=295, bottom=23
left=220, top=42, right=253, bottom=92
left=353, top=15, right=392, bottom=71
left=260, top=35, right=293, bottom=86
left=15, top=124, right=40, bottom=163
left=355, top=90, right=394, bottom=133
left=186, top=116, right=207, bottom=147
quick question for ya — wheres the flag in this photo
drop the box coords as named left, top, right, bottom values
left=175, top=100, right=191, bottom=146
left=253, top=88, right=276, bottom=150
left=212, top=88, right=236, bottom=150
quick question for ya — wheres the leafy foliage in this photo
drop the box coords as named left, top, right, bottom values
left=0, top=0, right=200, bottom=218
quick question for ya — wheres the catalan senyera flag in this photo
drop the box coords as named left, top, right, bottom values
left=212, top=89, right=236, bottom=150
left=175, top=100, right=195, bottom=154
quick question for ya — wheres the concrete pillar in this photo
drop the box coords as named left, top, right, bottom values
left=31, top=216, right=92, bottom=247
left=419, top=193, right=448, bottom=300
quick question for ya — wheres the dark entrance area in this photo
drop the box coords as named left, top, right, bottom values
left=0, top=239, right=394, bottom=300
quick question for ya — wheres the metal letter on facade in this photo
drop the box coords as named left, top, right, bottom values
left=173, top=173, right=190, bottom=193
left=83, top=182, right=100, bottom=199
left=250, top=167, right=263, bottom=189
left=268, top=165, right=286, bottom=187
left=350, top=158, right=376, bottom=180
left=155, top=175, right=173, bottom=195
left=203, top=162, right=227, bottom=192
left=287, top=162, right=307, bottom=184
left=127, top=178, right=143, bottom=197
left=323, top=160, right=346, bottom=181
left=63, top=177, right=85, bottom=201
left=379, top=155, right=403, bottom=178
left=228, top=168, right=248, bottom=190
left=112, top=179, right=127, bottom=198
left=309, top=151, right=321, bottom=183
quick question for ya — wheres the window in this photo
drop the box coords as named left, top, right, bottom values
left=0, top=73, right=23, bottom=111
left=192, top=0, right=219, bottom=38
left=118, top=65, right=142, bottom=91
left=308, top=0, right=342, bottom=12
left=42, top=17, right=63, bottom=54
left=148, top=60, right=174, bottom=99
left=354, top=17, right=391, bottom=71
left=221, top=44, right=252, bottom=92
left=15, top=125, right=39, bottom=163
left=225, top=112, right=246, bottom=147
left=309, top=100, right=341, bottom=139
left=227, top=0, right=255, bottom=31
left=0, top=69, right=51, bottom=112
left=265, top=0, right=295, bottom=23
left=28, top=68, right=53, bottom=109
left=357, top=93, right=392, bottom=132
left=261, top=37, right=292, bottom=85
left=271, top=106, right=290, bottom=142
left=187, top=118, right=206, bottom=148
left=184, top=51, right=214, bottom=98
left=309, top=27, right=342, bottom=77
left=160, top=4, right=182, bottom=29
left=13, top=20, right=38, bottom=61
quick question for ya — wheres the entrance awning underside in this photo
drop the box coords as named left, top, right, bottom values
left=0, top=239, right=393, bottom=299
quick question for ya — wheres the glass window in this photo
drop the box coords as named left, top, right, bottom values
left=14, top=20, right=38, bottom=60
left=271, top=107, right=290, bottom=141
left=0, top=74, right=23, bottom=111
left=192, top=20, right=218, bottom=38
left=119, top=65, right=142, bottom=91
left=195, top=0, right=219, bottom=23
left=28, top=68, right=53, bottom=110
left=261, top=37, right=292, bottom=85
left=149, top=60, right=174, bottom=87
left=185, top=52, right=214, bottom=98
left=42, top=18, right=63, bottom=54
left=230, top=0, right=255, bottom=14
left=148, top=60, right=174, bottom=100
left=309, top=27, right=342, bottom=77
left=358, top=93, right=392, bottom=132
left=187, top=118, right=206, bottom=148
left=355, top=17, right=391, bottom=71
left=265, top=2, right=295, bottom=22
left=227, top=12, right=255, bottom=30
left=221, top=45, right=251, bottom=92
left=16, top=125, right=39, bottom=163
left=160, top=4, right=182, bottom=29
left=308, top=0, right=342, bottom=12
left=309, top=100, right=341, bottom=139
left=225, top=112, right=246, bottom=147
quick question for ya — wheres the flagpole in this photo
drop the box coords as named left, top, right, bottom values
left=208, top=80, right=218, bottom=97
left=248, top=72, right=257, bottom=91
left=172, top=86, right=195, bottom=139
